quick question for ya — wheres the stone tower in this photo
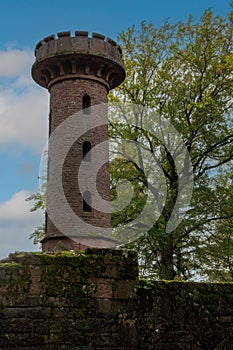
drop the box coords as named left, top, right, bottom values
left=31, top=31, right=125, bottom=251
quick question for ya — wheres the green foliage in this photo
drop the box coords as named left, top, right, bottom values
left=110, top=8, right=233, bottom=280
left=26, top=180, right=46, bottom=245
left=110, top=158, right=147, bottom=227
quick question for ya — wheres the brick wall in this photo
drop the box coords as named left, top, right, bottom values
left=0, top=249, right=232, bottom=350
left=0, top=249, right=138, bottom=350
left=138, top=280, right=233, bottom=349
left=46, top=79, right=112, bottom=245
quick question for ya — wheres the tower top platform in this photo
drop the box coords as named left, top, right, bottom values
left=31, top=31, right=125, bottom=91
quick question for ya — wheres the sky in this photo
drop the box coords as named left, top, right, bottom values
left=0, top=0, right=232, bottom=259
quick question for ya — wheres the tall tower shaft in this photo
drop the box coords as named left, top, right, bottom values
left=31, top=31, right=125, bottom=251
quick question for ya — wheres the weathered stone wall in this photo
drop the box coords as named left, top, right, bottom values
left=0, top=249, right=232, bottom=349
left=0, top=249, right=138, bottom=350
left=138, top=280, right=233, bottom=349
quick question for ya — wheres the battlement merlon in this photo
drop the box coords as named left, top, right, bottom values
left=31, top=31, right=125, bottom=91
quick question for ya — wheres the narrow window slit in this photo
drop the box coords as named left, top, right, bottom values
left=83, top=191, right=92, bottom=212
left=83, top=93, right=91, bottom=114
left=83, top=141, right=91, bottom=161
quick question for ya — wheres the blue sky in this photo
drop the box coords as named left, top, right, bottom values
left=0, top=0, right=232, bottom=258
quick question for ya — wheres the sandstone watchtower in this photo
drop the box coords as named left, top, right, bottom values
left=31, top=31, right=125, bottom=251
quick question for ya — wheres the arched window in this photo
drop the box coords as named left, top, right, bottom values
left=82, top=141, right=91, bottom=161
left=83, top=190, right=92, bottom=212
left=83, top=93, right=91, bottom=114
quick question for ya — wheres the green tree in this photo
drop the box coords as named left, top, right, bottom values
left=109, top=8, right=233, bottom=280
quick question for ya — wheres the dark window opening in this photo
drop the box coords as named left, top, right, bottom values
left=83, top=190, right=92, bottom=212
left=83, top=93, right=91, bottom=114
left=49, top=112, right=52, bottom=136
left=83, top=141, right=91, bottom=161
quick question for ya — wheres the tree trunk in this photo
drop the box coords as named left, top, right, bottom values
left=160, top=234, right=175, bottom=280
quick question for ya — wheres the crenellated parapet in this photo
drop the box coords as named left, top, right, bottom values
left=31, top=31, right=125, bottom=91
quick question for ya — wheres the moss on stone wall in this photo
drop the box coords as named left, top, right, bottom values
left=0, top=249, right=138, bottom=349
left=0, top=249, right=232, bottom=349
left=138, top=279, right=233, bottom=349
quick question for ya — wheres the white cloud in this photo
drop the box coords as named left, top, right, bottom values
left=0, top=86, right=48, bottom=152
left=0, top=190, right=37, bottom=221
left=0, top=190, right=43, bottom=259
left=0, top=49, right=49, bottom=153
left=0, top=49, right=33, bottom=77
left=0, top=50, right=48, bottom=258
